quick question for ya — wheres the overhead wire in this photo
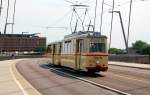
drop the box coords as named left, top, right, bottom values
left=50, top=9, right=72, bottom=26
left=82, top=8, right=88, bottom=28
left=80, top=0, right=93, bottom=4
left=73, top=9, right=85, bottom=31
left=64, top=0, right=76, bottom=4
left=63, top=0, right=95, bottom=32
left=70, top=10, right=74, bottom=32
left=117, top=0, right=136, bottom=6
left=86, top=9, right=92, bottom=31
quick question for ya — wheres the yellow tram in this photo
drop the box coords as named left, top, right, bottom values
left=47, top=31, right=108, bottom=72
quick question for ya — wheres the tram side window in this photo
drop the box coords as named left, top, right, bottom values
left=63, top=40, right=73, bottom=54
left=89, top=43, right=105, bottom=53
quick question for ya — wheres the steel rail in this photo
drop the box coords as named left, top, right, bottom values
left=48, top=67, right=131, bottom=95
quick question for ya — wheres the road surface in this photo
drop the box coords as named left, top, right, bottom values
left=16, top=58, right=119, bottom=95
left=15, top=58, right=150, bottom=95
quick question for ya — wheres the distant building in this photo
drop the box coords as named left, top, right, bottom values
left=0, top=34, right=46, bottom=52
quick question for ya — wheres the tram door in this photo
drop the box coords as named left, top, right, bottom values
left=52, top=43, right=61, bottom=65
left=76, top=39, right=83, bottom=70
left=57, top=43, right=62, bottom=65
left=52, top=44, right=56, bottom=65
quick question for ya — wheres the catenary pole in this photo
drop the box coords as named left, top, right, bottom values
left=100, top=0, right=105, bottom=34
left=93, top=0, right=97, bottom=32
left=4, top=0, right=10, bottom=34
left=12, top=0, right=17, bottom=34
left=108, top=0, right=115, bottom=50
left=127, top=0, right=133, bottom=53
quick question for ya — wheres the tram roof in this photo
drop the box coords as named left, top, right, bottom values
left=64, top=31, right=107, bottom=40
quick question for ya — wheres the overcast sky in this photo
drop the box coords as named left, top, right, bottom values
left=0, top=0, right=150, bottom=49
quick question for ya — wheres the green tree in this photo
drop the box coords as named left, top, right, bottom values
left=141, top=45, right=150, bottom=55
left=132, top=40, right=147, bottom=50
left=109, top=48, right=125, bottom=54
left=132, top=40, right=150, bottom=55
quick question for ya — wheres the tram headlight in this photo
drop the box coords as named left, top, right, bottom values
left=96, top=60, right=100, bottom=64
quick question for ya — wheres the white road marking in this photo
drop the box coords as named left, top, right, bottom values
left=109, top=72, right=150, bottom=84
left=9, top=60, right=28, bottom=95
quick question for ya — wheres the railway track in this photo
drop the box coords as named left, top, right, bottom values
left=17, top=59, right=122, bottom=95
left=48, top=65, right=131, bottom=95
left=16, top=58, right=150, bottom=95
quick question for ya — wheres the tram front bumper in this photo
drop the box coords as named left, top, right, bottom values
left=86, top=66, right=108, bottom=72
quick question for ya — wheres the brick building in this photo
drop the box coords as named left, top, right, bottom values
left=0, top=34, right=46, bottom=52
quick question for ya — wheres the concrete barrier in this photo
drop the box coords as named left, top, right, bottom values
left=109, top=55, right=150, bottom=63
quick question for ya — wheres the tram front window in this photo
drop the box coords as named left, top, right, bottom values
left=89, top=43, right=105, bottom=53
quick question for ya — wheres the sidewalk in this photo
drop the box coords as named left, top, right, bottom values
left=0, top=59, right=41, bottom=95
left=109, top=61, right=150, bottom=70
left=0, top=60, right=24, bottom=95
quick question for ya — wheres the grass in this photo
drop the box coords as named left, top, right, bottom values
left=0, top=56, right=11, bottom=61
left=144, top=61, right=150, bottom=64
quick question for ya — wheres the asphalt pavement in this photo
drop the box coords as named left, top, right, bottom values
left=1, top=58, right=150, bottom=95
left=15, top=58, right=120, bottom=95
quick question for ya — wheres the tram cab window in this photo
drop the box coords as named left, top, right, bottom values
left=89, top=43, right=105, bottom=53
